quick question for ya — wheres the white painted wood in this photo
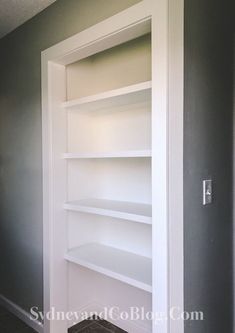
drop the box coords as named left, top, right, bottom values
left=66, top=35, right=151, bottom=100
left=42, top=2, right=152, bottom=65
left=150, top=0, right=170, bottom=332
left=67, top=268, right=151, bottom=332
left=42, top=1, right=184, bottom=333
left=0, top=294, right=43, bottom=333
left=65, top=243, right=152, bottom=293
left=68, top=102, right=151, bottom=154
left=68, top=213, right=152, bottom=258
left=64, top=198, right=152, bottom=224
left=41, top=52, right=51, bottom=333
left=42, top=62, right=68, bottom=333
left=68, top=158, right=151, bottom=208
left=63, top=150, right=151, bottom=159
left=168, top=1, right=184, bottom=332
left=62, top=81, right=151, bottom=111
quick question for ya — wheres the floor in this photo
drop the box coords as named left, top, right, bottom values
left=0, top=306, right=36, bottom=333
left=0, top=308, right=126, bottom=333
left=68, top=316, right=127, bottom=333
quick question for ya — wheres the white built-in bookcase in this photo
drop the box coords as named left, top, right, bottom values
left=42, top=1, right=184, bottom=333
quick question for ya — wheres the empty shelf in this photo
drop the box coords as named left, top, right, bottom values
left=65, top=243, right=152, bottom=292
left=62, top=81, right=151, bottom=111
left=64, top=198, right=152, bottom=224
left=63, top=150, right=151, bottom=159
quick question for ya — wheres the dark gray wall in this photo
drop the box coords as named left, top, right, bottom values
left=0, top=0, right=141, bottom=313
left=184, top=0, right=234, bottom=332
left=0, top=0, right=234, bottom=330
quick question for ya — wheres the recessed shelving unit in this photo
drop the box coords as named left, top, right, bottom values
left=63, top=150, right=151, bottom=159
left=62, top=25, right=153, bottom=331
left=41, top=1, right=185, bottom=332
left=63, top=28, right=153, bottom=309
left=62, top=81, right=151, bottom=112
left=64, top=198, right=152, bottom=224
left=65, top=243, right=152, bottom=292
left=42, top=0, right=184, bottom=333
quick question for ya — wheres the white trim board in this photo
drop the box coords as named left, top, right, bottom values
left=0, top=294, right=43, bottom=333
left=65, top=243, right=152, bottom=293
left=42, top=2, right=152, bottom=64
left=62, top=81, right=151, bottom=111
left=168, top=0, right=184, bottom=332
left=63, top=150, right=151, bottom=159
left=64, top=198, right=152, bottom=225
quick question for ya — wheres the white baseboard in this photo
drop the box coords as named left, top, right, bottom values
left=69, top=301, right=151, bottom=333
left=0, top=294, right=43, bottom=333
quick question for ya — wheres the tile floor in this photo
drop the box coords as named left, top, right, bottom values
left=68, top=316, right=127, bottom=333
left=0, top=305, right=37, bottom=332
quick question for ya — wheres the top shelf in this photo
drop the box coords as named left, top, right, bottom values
left=61, top=81, right=152, bottom=112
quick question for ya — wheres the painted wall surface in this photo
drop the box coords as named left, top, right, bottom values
left=0, top=0, right=141, bottom=313
left=0, top=0, right=234, bottom=331
left=184, top=0, right=234, bottom=332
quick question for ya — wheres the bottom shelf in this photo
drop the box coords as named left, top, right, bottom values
left=65, top=243, right=152, bottom=293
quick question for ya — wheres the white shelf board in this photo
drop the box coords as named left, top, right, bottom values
left=63, top=150, right=151, bottom=159
left=64, top=198, right=152, bottom=224
left=62, top=81, right=151, bottom=111
left=65, top=243, right=152, bottom=292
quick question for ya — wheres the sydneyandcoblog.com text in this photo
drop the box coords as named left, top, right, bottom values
left=30, top=306, right=204, bottom=325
